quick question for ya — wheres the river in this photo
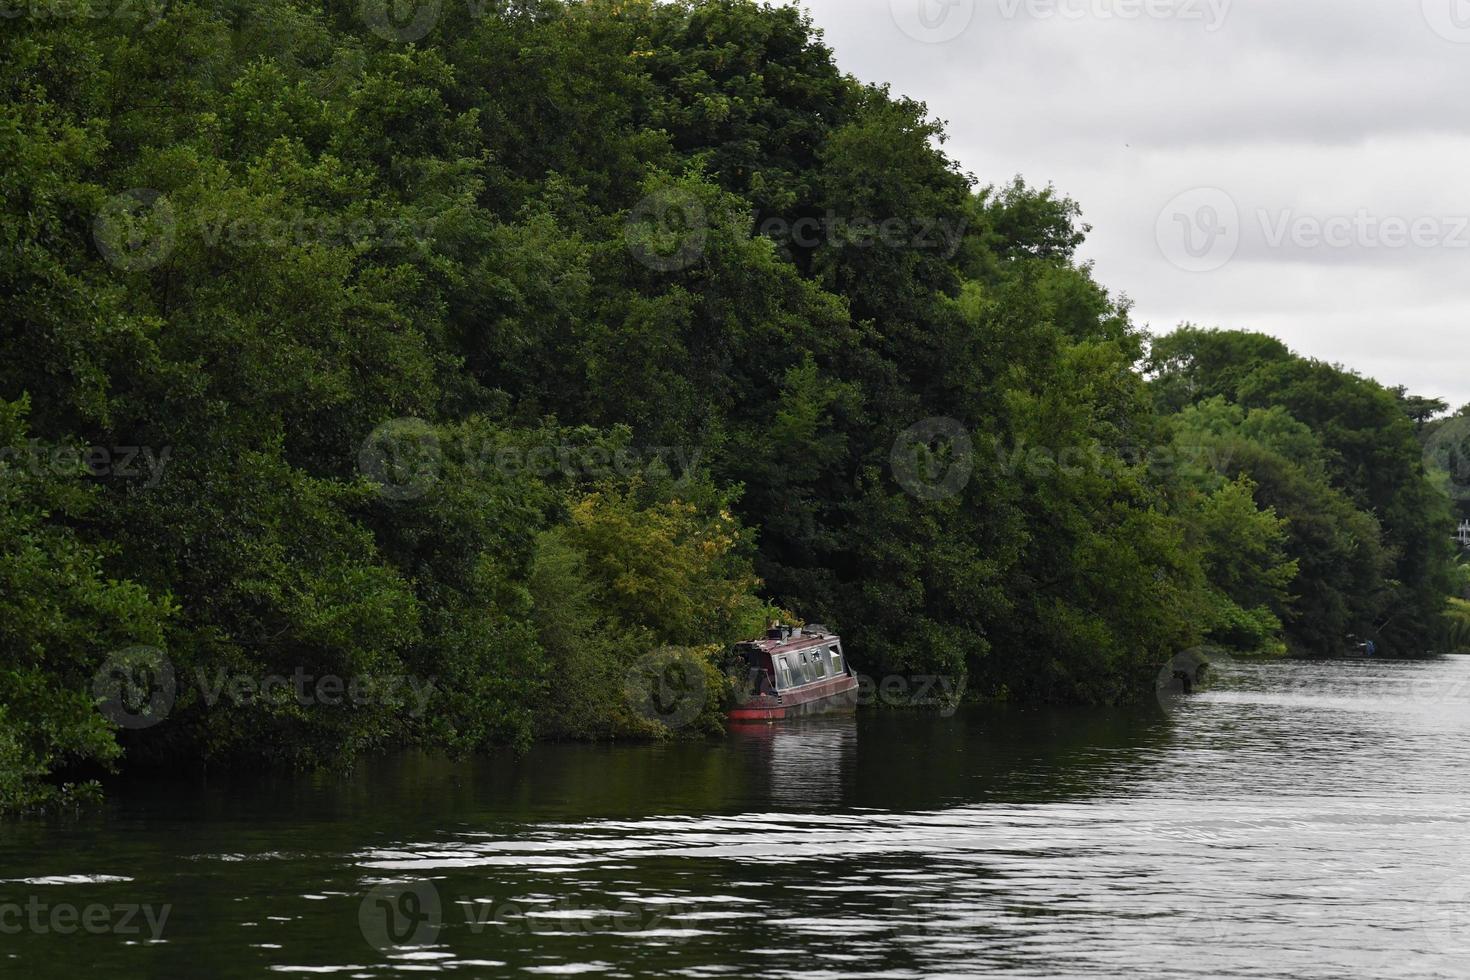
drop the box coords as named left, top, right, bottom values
left=4, top=655, right=1470, bottom=977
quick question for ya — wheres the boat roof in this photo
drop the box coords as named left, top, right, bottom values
left=740, top=628, right=840, bottom=656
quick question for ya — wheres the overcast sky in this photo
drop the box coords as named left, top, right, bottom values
left=794, top=0, right=1470, bottom=409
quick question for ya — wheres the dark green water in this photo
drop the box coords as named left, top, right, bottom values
left=5, top=656, right=1470, bottom=978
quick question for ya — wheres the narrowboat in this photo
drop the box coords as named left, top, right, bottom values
left=728, top=624, right=859, bottom=722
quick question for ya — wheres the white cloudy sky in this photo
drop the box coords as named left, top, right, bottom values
left=793, top=0, right=1470, bottom=408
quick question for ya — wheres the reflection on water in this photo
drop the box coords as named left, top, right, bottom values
left=732, top=715, right=857, bottom=806
left=4, top=657, right=1470, bottom=977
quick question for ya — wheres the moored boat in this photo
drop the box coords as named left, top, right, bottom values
left=728, top=624, right=858, bottom=722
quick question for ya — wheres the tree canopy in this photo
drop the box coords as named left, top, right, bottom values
left=0, top=0, right=1456, bottom=809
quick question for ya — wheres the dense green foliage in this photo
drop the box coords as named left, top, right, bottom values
left=0, top=0, right=1456, bottom=808
left=1151, top=328, right=1455, bottom=655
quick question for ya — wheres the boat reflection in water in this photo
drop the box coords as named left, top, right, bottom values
left=728, top=713, right=857, bottom=806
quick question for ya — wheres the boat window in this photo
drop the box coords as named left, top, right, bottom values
left=776, top=657, right=793, bottom=689
left=809, top=649, right=827, bottom=678
left=829, top=645, right=842, bottom=674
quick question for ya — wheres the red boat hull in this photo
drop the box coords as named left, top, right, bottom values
left=727, top=674, right=860, bottom=722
